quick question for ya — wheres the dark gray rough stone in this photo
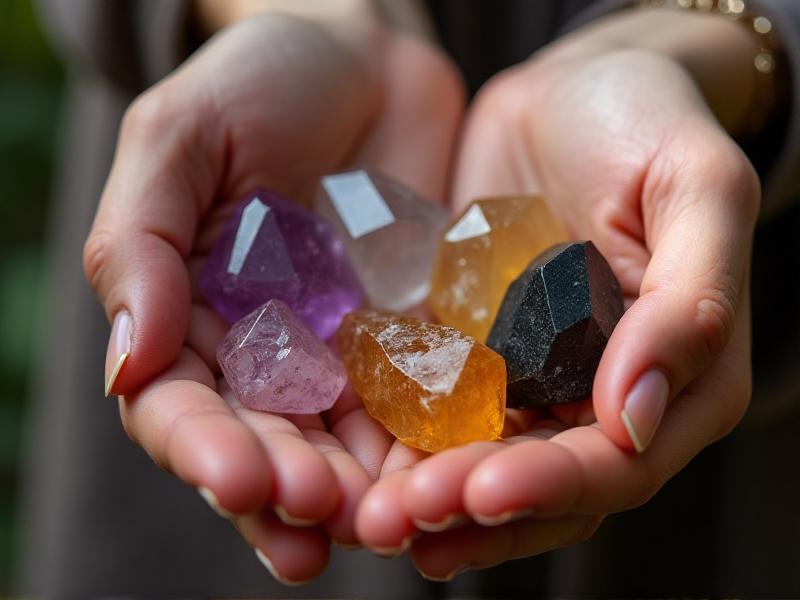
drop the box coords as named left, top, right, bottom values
left=487, top=241, right=624, bottom=408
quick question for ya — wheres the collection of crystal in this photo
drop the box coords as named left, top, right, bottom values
left=202, top=169, right=624, bottom=452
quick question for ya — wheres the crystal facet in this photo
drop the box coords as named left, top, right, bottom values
left=217, top=299, right=346, bottom=414
left=200, top=189, right=364, bottom=340
left=338, top=310, right=506, bottom=452
left=487, top=241, right=624, bottom=408
left=316, top=169, right=450, bottom=311
left=429, top=197, right=568, bottom=341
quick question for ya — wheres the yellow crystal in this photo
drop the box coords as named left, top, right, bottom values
left=338, top=310, right=506, bottom=453
left=428, top=197, right=569, bottom=341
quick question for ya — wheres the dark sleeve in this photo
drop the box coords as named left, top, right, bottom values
left=562, top=0, right=800, bottom=222
left=36, top=0, right=192, bottom=92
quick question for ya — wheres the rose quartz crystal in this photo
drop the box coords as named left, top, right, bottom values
left=217, top=299, right=346, bottom=414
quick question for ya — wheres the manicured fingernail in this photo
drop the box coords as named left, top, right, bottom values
left=620, top=369, right=670, bottom=453
left=198, top=487, right=232, bottom=519
left=414, top=513, right=468, bottom=532
left=274, top=504, right=316, bottom=527
left=419, top=563, right=472, bottom=582
left=372, top=535, right=414, bottom=558
left=473, top=508, right=532, bottom=527
left=104, top=310, right=131, bottom=396
left=255, top=548, right=309, bottom=586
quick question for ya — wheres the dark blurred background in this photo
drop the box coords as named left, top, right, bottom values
left=0, top=0, right=63, bottom=592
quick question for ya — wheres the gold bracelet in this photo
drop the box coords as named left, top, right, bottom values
left=637, top=0, right=784, bottom=135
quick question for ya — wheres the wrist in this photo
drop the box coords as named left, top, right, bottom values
left=541, top=7, right=763, bottom=135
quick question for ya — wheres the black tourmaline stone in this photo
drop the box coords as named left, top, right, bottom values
left=487, top=241, right=624, bottom=408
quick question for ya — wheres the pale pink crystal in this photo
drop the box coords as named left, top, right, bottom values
left=217, top=299, right=346, bottom=414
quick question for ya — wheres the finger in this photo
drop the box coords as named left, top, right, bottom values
left=380, top=440, right=430, bottom=476
left=402, top=442, right=503, bottom=530
left=225, top=392, right=341, bottom=526
left=121, top=348, right=271, bottom=515
left=594, top=128, right=759, bottom=453
left=235, top=510, right=330, bottom=586
left=411, top=514, right=602, bottom=582
left=86, top=83, right=222, bottom=396
left=464, top=304, right=750, bottom=520
left=327, top=385, right=395, bottom=480
left=355, top=469, right=418, bottom=557
left=302, top=429, right=372, bottom=547
left=462, top=439, right=585, bottom=523
left=184, top=302, right=228, bottom=374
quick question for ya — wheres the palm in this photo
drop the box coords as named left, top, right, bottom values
left=118, top=13, right=463, bottom=582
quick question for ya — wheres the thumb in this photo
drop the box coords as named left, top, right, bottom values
left=593, top=132, right=759, bottom=453
left=84, top=89, right=222, bottom=396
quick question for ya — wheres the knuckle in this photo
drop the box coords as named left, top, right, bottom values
left=474, top=70, right=535, bottom=131
left=692, top=282, right=737, bottom=359
left=689, top=137, right=761, bottom=220
left=82, top=229, right=114, bottom=294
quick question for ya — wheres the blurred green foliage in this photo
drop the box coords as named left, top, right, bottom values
left=0, top=0, right=64, bottom=591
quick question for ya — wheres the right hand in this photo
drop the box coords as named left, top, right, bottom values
left=84, top=9, right=463, bottom=584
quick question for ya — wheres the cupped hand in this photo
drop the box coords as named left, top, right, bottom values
left=356, top=46, right=759, bottom=579
left=83, top=11, right=463, bottom=583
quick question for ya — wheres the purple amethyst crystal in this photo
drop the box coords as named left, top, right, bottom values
left=218, top=299, right=346, bottom=414
left=200, top=188, right=364, bottom=340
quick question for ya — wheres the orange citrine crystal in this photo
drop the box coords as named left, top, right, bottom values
left=428, top=197, right=568, bottom=341
left=338, top=310, right=506, bottom=453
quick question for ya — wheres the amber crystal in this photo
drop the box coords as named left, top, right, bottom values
left=338, top=311, right=506, bottom=453
left=429, top=197, right=568, bottom=341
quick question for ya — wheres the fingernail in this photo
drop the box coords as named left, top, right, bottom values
left=255, top=548, right=309, bottom=586
left=274, top=504, right=316, bottom=527
left=198, top=487, right=232, bottom=519
left=419, top=563, right=472, bottom=582
left=620, top=369, right=670, bottom=453
left=372, top=535, right=414, bottom=558
left=104, top=310, right=131, bottom=396
left=414, top=513, right=468, bottom=532
left=473, top=508, right=532, bottom=527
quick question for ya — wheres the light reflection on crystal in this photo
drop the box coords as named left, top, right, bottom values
left=338, top=310, right=506, bottom=452
left=429, top=196, right=569, bottom=341
left=218, top=299, right=346, bottom=414
left=201, top=188, right=364, bottom=339
left=316, top=169, right=449, bottom=312
left=228, top=199, right=269, bottom=275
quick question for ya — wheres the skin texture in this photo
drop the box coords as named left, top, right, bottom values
left=85, top=2, right=763, bottom=586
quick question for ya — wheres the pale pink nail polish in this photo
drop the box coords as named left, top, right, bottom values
left=105, top=310, right=131, bottom=396
left=620, top=370, right=670, bottom=453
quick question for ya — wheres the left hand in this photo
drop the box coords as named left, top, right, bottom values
left=354, top=9, right=761, bottom=579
